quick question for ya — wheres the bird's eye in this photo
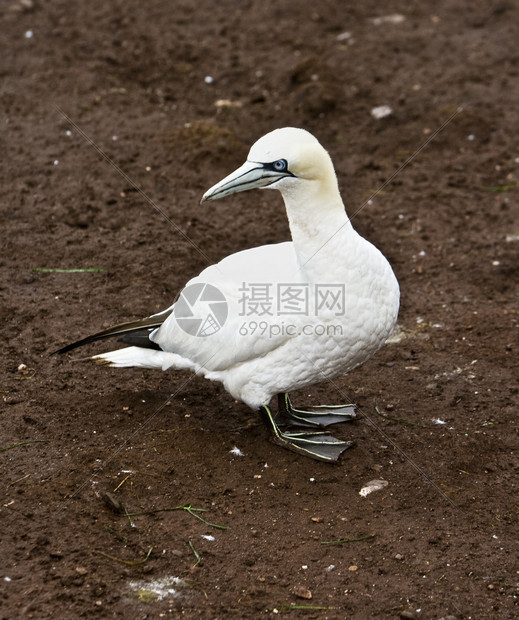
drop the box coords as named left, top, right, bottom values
left=272, top=159, right=288, bottom=172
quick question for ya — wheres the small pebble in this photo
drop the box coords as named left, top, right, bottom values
left=25, top=29, right=34, bottom=39
left=372, top=14, right=405, bottom=26
left=204, top=75, right=214, bottom=84
left=359, top=479, right=389, bottom=497
left=292, top=585, right=312, bottom=599
left=348, top=565, right=358, bottom=572
left=371, top=105, right=393, bottom=119
left=214, top=99, right=242, bottom=108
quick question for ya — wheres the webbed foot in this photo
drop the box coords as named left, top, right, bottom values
left=274, top=393, right=356, bottom=428
left=260, top=402, right=354, bottom=462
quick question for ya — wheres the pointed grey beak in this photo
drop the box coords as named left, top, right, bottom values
left=201, top=161, right=289, bottom=202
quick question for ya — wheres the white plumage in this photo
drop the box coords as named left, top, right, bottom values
left=60, top=127, right=399, bottom=461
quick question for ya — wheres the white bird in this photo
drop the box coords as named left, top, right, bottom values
left=56, top=127, right=399, bottom=462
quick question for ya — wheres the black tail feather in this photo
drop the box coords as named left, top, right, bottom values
left=53, top=309, right=173, bottom=355
left=118, top=330, right=162, bottom=350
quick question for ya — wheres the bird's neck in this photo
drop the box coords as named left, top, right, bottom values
left=281, top=180, right=355, bottom=278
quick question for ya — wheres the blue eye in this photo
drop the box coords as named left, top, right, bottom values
left=272, top=159, right=288, bottom=172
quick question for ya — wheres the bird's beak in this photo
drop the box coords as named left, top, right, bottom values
left=201, top=161, right=287, bottom=202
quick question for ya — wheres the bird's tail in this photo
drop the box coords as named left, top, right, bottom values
left=92, top=346, right=187, bottom=371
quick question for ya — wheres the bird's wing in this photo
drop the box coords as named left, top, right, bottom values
left=151, top=241, right=305, bottom=371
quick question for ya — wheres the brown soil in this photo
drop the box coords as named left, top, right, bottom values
left=2, top=1, right=518, bottom=618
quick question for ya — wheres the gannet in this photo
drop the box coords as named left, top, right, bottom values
left=56, top=127, right=399, bottom=462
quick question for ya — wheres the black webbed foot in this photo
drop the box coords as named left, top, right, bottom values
left=260, top=395, right=355, bottom=462
left=273, top=393, right=356, bottom=428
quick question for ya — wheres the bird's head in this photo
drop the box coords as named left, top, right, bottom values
left=201, top=127, right=337, bottom=203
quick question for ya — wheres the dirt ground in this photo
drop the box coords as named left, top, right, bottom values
left=2, top=0, right=518, bottom=618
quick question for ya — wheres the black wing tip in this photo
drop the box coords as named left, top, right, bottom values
left=52, top=330, right=159, bottom=356
left=51, top=312, right=171, bottom=356
left=51, top=336, right=97, bottom=355
left=52, top=345, right=70, bottom=355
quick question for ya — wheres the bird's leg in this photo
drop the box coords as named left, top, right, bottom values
left=260, top=401, right=353, bottom=463
left=274, top=393, right=356, bottom=428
